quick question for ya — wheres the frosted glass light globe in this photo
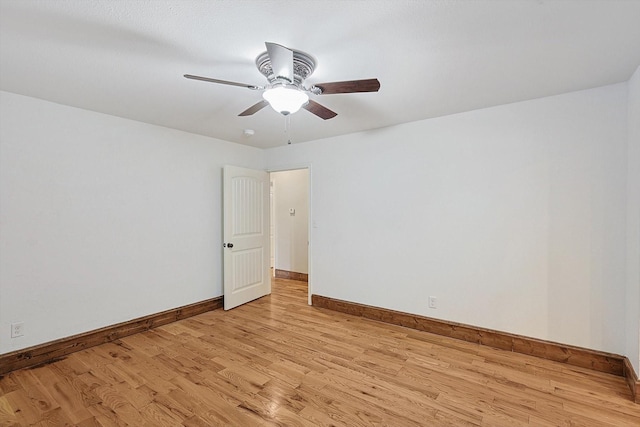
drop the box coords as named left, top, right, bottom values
left=263, top=87, right=309, bottom=115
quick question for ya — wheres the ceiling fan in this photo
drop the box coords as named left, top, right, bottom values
left=184, top=42, right=380, bottom=120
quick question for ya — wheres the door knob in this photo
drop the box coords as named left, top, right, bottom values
left=226, top=243, right=234, bottom=248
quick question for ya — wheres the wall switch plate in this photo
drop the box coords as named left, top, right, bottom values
left=428, top=296, right=437, bottom=309
left=11, top=322, right=24, bottom=338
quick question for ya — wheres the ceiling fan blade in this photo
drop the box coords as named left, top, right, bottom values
left=265, top=42, right=294, bottom=83
left=184, top=74, right=259, bottom=89
left=314, top=78, right=380, bottom=94
left=239, top=100, right=269, bottom=116
left=303, top=100, right=337, bottom=120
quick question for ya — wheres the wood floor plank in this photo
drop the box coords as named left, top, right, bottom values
left=34, top=406, right=76, bottom=426
left=11, top=370, right=60, bottom=416
left=137, top=401, right=185, bottom=426
left=0, top=394, right=20, bottom=427
left=2, top=389, right=42, bottom=425
left=1, top=277, right=639, bottom=426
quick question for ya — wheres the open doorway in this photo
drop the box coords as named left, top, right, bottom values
left=269, top=168, right=310, bottom=303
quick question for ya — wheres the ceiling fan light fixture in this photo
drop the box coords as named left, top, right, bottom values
left=262, top=86, right=309, bottom=115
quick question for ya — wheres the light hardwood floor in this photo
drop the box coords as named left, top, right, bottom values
left=1, top=278, right=639, bottom=426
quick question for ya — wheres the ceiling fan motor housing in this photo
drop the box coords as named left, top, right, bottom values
left=255, top=48, right=317, bottom=86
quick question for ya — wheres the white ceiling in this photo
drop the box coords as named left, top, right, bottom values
left=1, top=0, right=639, bottom=149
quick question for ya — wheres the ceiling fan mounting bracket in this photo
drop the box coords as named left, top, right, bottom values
left=255, top=48, right=317, bottom=86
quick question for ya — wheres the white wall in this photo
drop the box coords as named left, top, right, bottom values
left=627, top=66, right=640, bottom=372
left=0, top=91, right=264, bottom=354
left=271, top=169, right=309, bottom=274
left=266, top=83, right=628, bottom=355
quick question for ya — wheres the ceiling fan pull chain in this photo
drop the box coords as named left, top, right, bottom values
left=285, top=115, right=292, bottom=145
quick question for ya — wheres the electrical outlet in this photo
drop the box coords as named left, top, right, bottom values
left=428, top=296, right=437, bottom=309
left=11, top=322, right=24, bottom=338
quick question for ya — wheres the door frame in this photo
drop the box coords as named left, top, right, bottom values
left=268, top=163, right=312, bottom=305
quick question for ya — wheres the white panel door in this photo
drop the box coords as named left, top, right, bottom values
left=223, top=165, right=270, bottom=310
